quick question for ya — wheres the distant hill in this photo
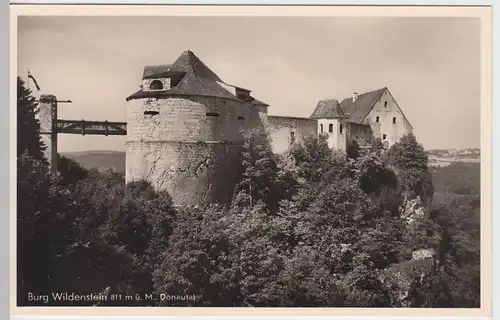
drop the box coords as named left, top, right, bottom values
left=426, top=148, right=480, bottom=167
left=60, top=150, right=126, bottom=173
left=60, top=147, right=481, bottom=173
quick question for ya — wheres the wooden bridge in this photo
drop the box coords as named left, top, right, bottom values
left=56, top=119, right=127, bottom=136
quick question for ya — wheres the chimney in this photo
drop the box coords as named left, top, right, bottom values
left=352, top=92, right=358, bottom=102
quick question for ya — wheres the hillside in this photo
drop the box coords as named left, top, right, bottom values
left=60, top=150, right=126, bottom=173
left=61, top=148, right=480, bottom=172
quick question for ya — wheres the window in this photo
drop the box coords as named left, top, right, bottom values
left=376, top=116, right=380, bottom=123
left=149, top=80, right=163, bottom=90
left=383, top=134, right=387, bottom=140
left=290, top=131, right=296, bottom=144
left=340, top=124, right=343, bottom=134
left=393, top=117, right=396, bottom=124
left=384, top=101, right=388, bottom=107
left=206, top=112, right=220, bottom=117
left=329, top=123, right=333, bottom=133
left=237, top=115, right=245, bottom=120
left=144, top=110, right=159, bottom=116
left=320, top=124, right=323, bottom=133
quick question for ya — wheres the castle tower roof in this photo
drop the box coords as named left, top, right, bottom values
left=310, top=99, right=346, bottom=119
left=127, top=50, right=268, bottom=106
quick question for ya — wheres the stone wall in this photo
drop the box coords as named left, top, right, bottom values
left=267, top=116, right=317, bottom=154
left=126, top=140, right=242, bottom=206
left=126, top=95, right=266, bottom=206
left=38, top=94, right=58, bottom=173
left=345, top=122, right=374, bottom=147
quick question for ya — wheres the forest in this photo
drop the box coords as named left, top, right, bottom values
left=17, top=77, right=480, bottom=308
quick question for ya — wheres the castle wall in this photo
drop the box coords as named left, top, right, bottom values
left=267, top=116, right=317, bottom=154
left=126, top=141, right=242, bottom=206
left=345, top=122, right=374, bottom=147
left=363, top=89, right=412, bottom=147
left=126, top=95, right=266, bottom=206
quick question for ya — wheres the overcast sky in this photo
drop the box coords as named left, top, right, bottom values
left=17, top=16, right=481, bottom=152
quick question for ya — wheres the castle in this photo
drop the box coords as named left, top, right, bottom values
left=125, top=50, right=413, bottom=206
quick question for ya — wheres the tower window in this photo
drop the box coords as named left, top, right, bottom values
left=376, top=116, right=380, bottom=122
left=340, top=124, right=343, bottom=134
left=383, top=134, right=387, bottom=140
left=144, top=110, right=159, bottom=116
left=329, top=123, right=333, bottom=133
left=384, top=101, right=388, bottom=107
left=149, top=80, right=163, bottom=90
left=320, top=124, right=324, bottom=133
left=393, top=117, right=396, bottom=124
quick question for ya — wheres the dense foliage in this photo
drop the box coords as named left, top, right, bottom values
left=16, top=78, right=480, bottom=307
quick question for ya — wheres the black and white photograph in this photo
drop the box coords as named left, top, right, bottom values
left=13, top=5, right=490, bottom=313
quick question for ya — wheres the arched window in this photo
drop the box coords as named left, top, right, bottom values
left=340, top=124, right=344, bottom=134
left=149, top=80, right=163, bottom=90
left=329, top=123, right=333, bottom=133
left=376, top=116, right=380, bottom=123
left=320, top=124, right=324, bottom=133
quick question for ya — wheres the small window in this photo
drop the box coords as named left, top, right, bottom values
left=376, top=116, right=380, bottom=122
left=383, top=134, right=387, bottom=140
left=206, top=112, right=219, bottom=117
left=384, top=101, right=388, bottom=107
left=329, top=123, right=333, bottom=133
left=149, top=80, right=163, bottom=90
left=144, top=110, right=159, bottom=116
left=340, top=124, right=343, bottom=134
left=290, top=131, right=296, bottom=144
left=237, top=115, right=245, bottom=120
left=392, top=117, right=396, bottom=124
left=320, top=124, right=323, bottom=133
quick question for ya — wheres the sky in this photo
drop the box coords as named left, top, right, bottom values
left=17, top=16, right=481, bottom=152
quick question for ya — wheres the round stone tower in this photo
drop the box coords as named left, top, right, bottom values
left=125, top=50, right=268, bottom=207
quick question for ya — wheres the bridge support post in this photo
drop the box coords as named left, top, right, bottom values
left=39, top=94, right=58, bottom=174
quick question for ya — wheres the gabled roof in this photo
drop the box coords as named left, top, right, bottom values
left=127, top=50, right=267, bottom=106
left=340, top=87, right=386, bottom=123
left=310, top=99, right=346, bottom=119
left=142, top=64, right=171, bottom=79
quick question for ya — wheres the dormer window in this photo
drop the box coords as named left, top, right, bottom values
left=150, top=80, right=163, bottom=90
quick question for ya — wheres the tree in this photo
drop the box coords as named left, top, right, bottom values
left=387, top=133, right=434, bottom=205
left=17, top=77, right=45, bottom=161
left=17, top=152, right=77, bottom=305
left=232, top=128, right=282, bottom=212
left=57, top=154, right=88, bottom=186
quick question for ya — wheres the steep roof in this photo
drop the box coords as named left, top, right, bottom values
left=340, top=87, right=386, bottom=123
left=310, top=99, right=346, bottom=119
left=126, top=50, right=268, bottom=105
